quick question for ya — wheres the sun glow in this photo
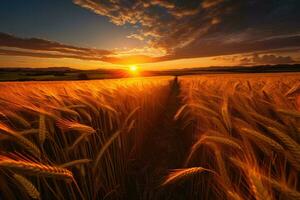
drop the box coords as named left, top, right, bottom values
left=128, top=65, right=140, bottom=76
left=129, top=65, right=137, bottom=72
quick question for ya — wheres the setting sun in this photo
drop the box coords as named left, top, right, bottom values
left=129, top=65, right=138, bottom=72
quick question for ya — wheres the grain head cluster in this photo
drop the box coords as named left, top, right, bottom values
left=0, top=74, right=300, bottom=200
left=168, top=74, right=300, bottom=200
left=0, top=77, right=172, bottom=199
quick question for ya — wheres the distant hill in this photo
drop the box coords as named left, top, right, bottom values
left=145, top=64, right=300, bottom=76
left=0, top=67, right=127, bottom=81
left=0, top=64, right=299, bottom=81
left=0, top=67, right=79, bottom=72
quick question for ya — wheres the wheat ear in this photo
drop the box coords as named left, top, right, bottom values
left=267, top=126, right=300, bottom=169
left=60, top=159, right=91, bottom=168
left=261, top=175, right=300, bottom=200
left=277, top=109, right=300, bottom=118
left=13, top=173, right=40, bottom=199
left=39, top=114, right=46, bottom=145
left=57, top=119, right=95, bottom=135
left=0, top=155, right=73, bottom=180
left=248, top=171, right=273, bottom=200
left=200, top=135, right=243, bottom=150
left=161, top=167, right=212, bottom=186
left=0, top=124, right=41, bottom=158
left=241, top=128, right=284, bottom=152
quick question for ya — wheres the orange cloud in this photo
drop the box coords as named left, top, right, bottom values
left=73, top=0, right=300, bottom=66
left=1, top=31, right=300, bottom=68
left=0, top=32, right=113, bottom=61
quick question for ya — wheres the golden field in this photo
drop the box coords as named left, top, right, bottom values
left=0, top=73, right=299, bottom=200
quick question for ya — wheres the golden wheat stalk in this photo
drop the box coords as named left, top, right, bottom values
left=277, top=109, right=300, bottom=118
left=174, top=104, right=188, bottom=120
left=229, top=157, right=273, bottom=200
left=93, top=130, right=121, bottom=168
left=76, top=99, right=99, bottom=115
left=0, top=155, right=73, bottom=180
left=200, top=135, right=243, bottom=150
left=161, top=167, right=212, bottom=186
left=226, top=191, right=245, bottom=200
left=77, top=108, right=92, bottom=122
left=66, top=104, right=87, bottom=109
left=68, top=133, right=91, bottom=151
left=98, top=102, right=118, bottom=114
left=124, top=106, right=140, bottom=126
left=210, top=116, right=228, bottom=135
left=23, top=105, right=59, bottom=120
left=188, top=103, right=220, bottom=117
left=0, top=129, right=38, bottom=141
left=21, top=129, right=39, bottom=135
left=38, top=114, right=46, bottom=145
left=285, top=82, right=300, bottom=96
left=240, top=128, right=285, bottom=152
left=185, top=133, right=242, bottom=166
left=248, top=170, right=273, bottom=200
left=60, top=159, right=92, bottom=168
left=127, top=118, right=136, bottom=132
left=47, top=105, right=80, bottom=117
left=267, top=126, right=300, bottom=169
left=2, top=110, right=31, bottom=128
left=221, top=94, right=232, bottom=132
left=13, top=173, right=40, bottom=199
left=250, top=112, right=286, bottom=131
left=214, top=148, right=231, bottom=186
left=0, top=123, right=41, bottom=158
left=261, top=175, right=300, bottom=200
left=231, top=154, right=300, bottom=199
left=57, top=119, right=95, bottom=134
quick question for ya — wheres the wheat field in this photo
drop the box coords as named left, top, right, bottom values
left=0, top=74, right=299, bottom=200
left=172, top=73, right=300, bottom=200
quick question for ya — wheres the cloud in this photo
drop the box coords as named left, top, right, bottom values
left=0, top=32, right=113, bottom=61
left=1, top=31, right=299, bottom=67
left=0, top=32, right=165, bottom=65
left=73, top=0, right=225, bottom=51
left=2, top=1, right=300, bottom=68
left=74, top=0, right=300, bottom=61
left=163, top=34, right=300, bottom=60
left=239, top=54, right=295, bottom=65
left=3, top=0, right=300, bottom=67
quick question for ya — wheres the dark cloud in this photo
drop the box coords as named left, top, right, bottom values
left=239, top=54, right=296, bottom=65
left=1, top=32, right=299, bottom=66
left=2, top=0, right=300, bottom=66
left=0, top=48, right=107, bottom=61
left=162, top=35, right=300, bottom=60
left=0, top=32, right=113, bottom=61
left=74, top=0, right=300, bottom=61
left=0, top=32, right=160, bottom=64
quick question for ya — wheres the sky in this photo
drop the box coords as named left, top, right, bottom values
left=0, top=0, right=300, bottom=70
